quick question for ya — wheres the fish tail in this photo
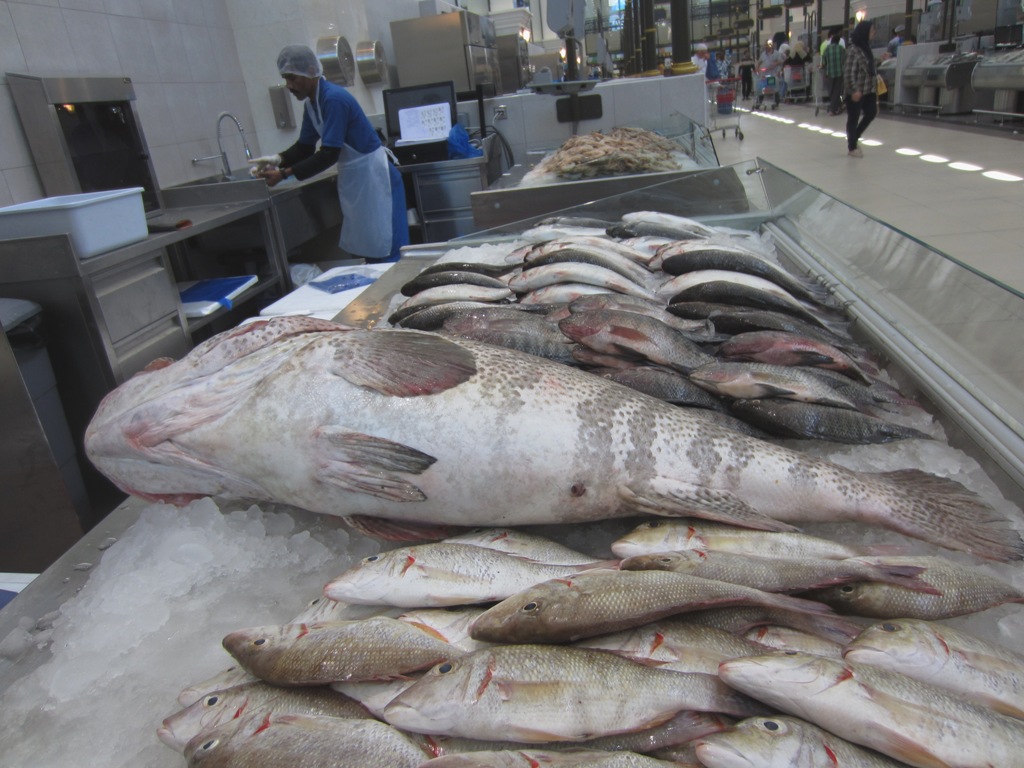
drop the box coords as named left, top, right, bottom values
left=872, top=469, right=1024, bottom=562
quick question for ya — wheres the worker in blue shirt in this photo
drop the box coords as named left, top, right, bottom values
left=251, top=45, right=409, bottom=262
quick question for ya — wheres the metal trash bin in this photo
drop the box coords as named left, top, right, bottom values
left=1, top=296, right=90, bottom=544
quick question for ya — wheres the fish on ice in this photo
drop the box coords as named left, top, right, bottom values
left=84, top=317, right=1024, bottom=560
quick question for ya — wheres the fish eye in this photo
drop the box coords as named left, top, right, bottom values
left=839, top=585, right=855, bottom=595
left=521, top=601, right=539, bottom=613
left=437, top=662, right=454, bottom=674
left=365, top=555, right=380, bottom=562
left=253, top=638, right=267, bottom=646
left=204, top=695, right=220, bottom=706
left=645, top=521, right=663, bottom=529
left=200, top=738, right=219, bottom=751
left=880, top=622, right=898, bottom=631
left=784, top=650, right=798, bottom=655
left=762, top=720, right=781, bottom=731
left=657, top=556, right=673, bottom=564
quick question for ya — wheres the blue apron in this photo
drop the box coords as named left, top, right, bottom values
left=307, top=97, right=393, bottom=258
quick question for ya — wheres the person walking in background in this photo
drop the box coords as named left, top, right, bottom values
left=738, top=48, right=755, bottom=99
left=759, top=40, right=782, bottom=107
left=822, top=29, right=846, bottom=115
left=843, top=20, right=878, bottom=158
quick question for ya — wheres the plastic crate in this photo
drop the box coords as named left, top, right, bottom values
left=0, top=187, right=147, bottom=258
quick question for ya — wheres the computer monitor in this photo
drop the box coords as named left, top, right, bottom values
left=382, top=81, right=457, bottom=140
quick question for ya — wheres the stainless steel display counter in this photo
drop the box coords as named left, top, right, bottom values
left=971, top=48, right=1024, bottom=118
left=901, top=52, right=982, bottom=114
left=1, top=159, right=1022, bottom=767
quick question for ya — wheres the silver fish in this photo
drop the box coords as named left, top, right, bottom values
left=519, top=283, right=611, bottom=304
left=717, top=330, right=871, bottom=383
left=442, top=310, right=578, bottom=365
left=719, top=651, right=1024, bottom=768
left=685, top=606, right=865, bottom=645
left=158, top=681, right=372, bottom=751
left=596, top=366, right=726, bottom=410
left=393, top=301, right=510, bottom=331
left=612, top=519, right=889, bottom=561
left=382, top=644, right=766, bottom=742
left=330, top=677, right=420, bottom=719
left=221, top=617, right=462, bottom=685
left=398, top=607, right=492, bottom=651
left=559, top=309, right=714, bottom=374
left=573, top=618, right=765, bottom=673
left=619, top=549, right=933, bottom=594
left=843, top=619, right=1024, bottom=718
left=523, top=243, right=659, bottom=286
left=729, top=398, right=931, bottom=444
left=804, top=556, right=1024, bottom=620
left=694, top=715, right=908, bottom=768
left=323, top=543, right=609, bottom=607
left=183, top=712, right=428, bottom=767
left=419, top=749, right=685, bottom=766
left=441, top=528, right=603, bottom=566
left=412, top=711, right=731, bottom=759
left=468, top=569, right=835, bottom=644
left=568, top=294, right=718, bottom=341
left=177, top=665, right=259, bottom=708
left=509, top=263, right=658, bottom=300
left=84, top=318, right=1023, bottom=561
left=401, top=270, right=511, bottom=297
left=392, top=284, right=514, bottom=315
left=689, top=361, right=864, bottom=410
left=742, top=625, right=845, bottom=658
left=657, top=243, right=831, bottom=305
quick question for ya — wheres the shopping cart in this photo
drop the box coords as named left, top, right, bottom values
left=783, top=64, right=810, bottom=103
left=754, top=69, right=779, bottom=111
left=707, top=78, right=743, bottom=140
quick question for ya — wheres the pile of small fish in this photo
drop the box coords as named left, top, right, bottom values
left=157, top=523, right=1024, bottom=767
left=520, top=128, right=698, bottom=185
left=391, top=211, right=929, bottom=446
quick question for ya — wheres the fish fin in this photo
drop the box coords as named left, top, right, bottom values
left=331, top=330, right=477, bottom=397
left=620, top=477, right=800, bottom=532
left=315, top=427, right=436, bottom=501
left=343, top=515, right=460, bottom=542
left=875, top=469, right=1024, bottom=562
left=869, top=564, right=943, bottom=594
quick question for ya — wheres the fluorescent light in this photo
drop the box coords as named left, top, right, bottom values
left=832, top=131, right=846, bottom=137
left=896, top=148, right=922, bottom=155
left=861, top=139, right=882, bottom=146
left=920, top=154, right=949, bottom=163
left=982, top=170, right=1023, bottom=181
left=948, top=162, right=982, bottom=171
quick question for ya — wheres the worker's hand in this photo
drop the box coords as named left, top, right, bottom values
left=248, top=154, right=283, bottom=175
left=851, top=90, right=862, bottom=102
left=260, top=168, right=287, bottom=187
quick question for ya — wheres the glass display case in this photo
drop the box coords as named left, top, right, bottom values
left=2, top=159, right=1022, bottom=767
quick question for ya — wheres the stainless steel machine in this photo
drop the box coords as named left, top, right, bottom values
left=390, top=11, right=500, bottom=97
left=901, top=52, right=982, bottom=114
left=971, top=48, right=1024, bottom=118
left=6, top=73, right=164, bottom=215
left=496, top=33, right=531, bottom=94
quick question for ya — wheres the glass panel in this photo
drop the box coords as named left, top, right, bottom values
left=55, top=101, right=160, bottom=213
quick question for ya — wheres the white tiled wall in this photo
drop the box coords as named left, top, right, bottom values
left=0, top=0, right=419, bottom=205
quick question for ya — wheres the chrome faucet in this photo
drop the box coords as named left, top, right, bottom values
left=215, top=111, right=253, bottom=180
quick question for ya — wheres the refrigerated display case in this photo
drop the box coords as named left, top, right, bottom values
left=2, top=159, right=1022, bottom=767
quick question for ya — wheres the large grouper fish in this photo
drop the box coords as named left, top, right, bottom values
left=85, top=316, right=1024, bottom=561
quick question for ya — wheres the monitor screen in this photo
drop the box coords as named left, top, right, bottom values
left=383, top=81, right=457, bottom=139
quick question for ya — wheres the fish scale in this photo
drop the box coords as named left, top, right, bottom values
left=84, top=319, right=1023, bottom=561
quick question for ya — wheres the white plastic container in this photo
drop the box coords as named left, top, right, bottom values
left=0, top=187, right=147, bottom=258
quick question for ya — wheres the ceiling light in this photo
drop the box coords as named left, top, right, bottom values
left=948, top=162, right=981, bottom=171
left=896, top=148, right=921, bottom=155
left=861, top=139, right=882, bottom=146
left=982, top=170, right=1023, bottom=181
left=920, top=154, right=949, bottom=163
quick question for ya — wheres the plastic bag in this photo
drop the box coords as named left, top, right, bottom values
left=289, top=262, right=323, bottom=287
left=876, top=74, right=887, bottom=95
left=448, top=124, right=483, bottom=159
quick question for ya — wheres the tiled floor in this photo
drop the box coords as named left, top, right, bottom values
left=710, top=99, right=1024, bottom=294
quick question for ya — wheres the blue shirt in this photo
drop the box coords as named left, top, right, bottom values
left=298, top=78, right=382, bottom=154
left=706, top=56, right=721, bottom=79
